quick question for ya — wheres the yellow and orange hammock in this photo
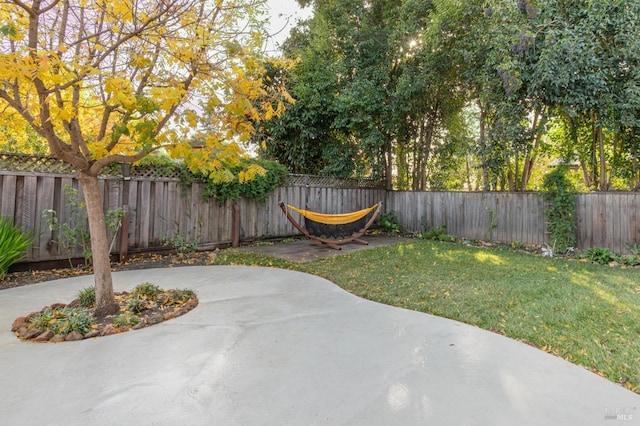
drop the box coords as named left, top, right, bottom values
left=279, top=201, right=382, bottom=250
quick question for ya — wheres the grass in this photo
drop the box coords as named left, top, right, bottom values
left=214, top=240, right=640, bottom=392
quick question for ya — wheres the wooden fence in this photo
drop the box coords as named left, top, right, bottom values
left=0, top=169, right=386, bottom=262
left=2, top=168, right=640, bottom=263
left=387, top=191, right=549, bottom=246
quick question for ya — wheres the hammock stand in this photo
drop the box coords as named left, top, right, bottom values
left=279, top=201, right=382, bottom=250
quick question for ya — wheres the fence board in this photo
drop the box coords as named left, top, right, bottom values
left=0, top=174, right=17, bottom=219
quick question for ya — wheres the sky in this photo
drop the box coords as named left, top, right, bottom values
left=264, top=0, right=313, bottom=52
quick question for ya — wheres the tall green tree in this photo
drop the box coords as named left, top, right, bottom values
left=258, top=0, right=469, bottom=190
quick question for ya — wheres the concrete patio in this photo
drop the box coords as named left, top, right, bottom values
left=1, top=266, right=638, bottom=425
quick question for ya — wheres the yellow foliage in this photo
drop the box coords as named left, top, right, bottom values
left=238, top=164, right=267, bottom=183
left=0, top=0, right=295, bottom=176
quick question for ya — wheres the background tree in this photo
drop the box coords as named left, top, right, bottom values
left=0, top=0, right=292, bottom=316
left=257, top=0, right=470, bottom=190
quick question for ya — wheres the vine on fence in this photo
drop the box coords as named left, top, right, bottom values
left=541, top=166, right=577, bottom=254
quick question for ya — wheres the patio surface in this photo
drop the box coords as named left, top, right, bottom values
left=240, top=234, right=407, bottom=262
left=1, top=266, right=639, bottom=425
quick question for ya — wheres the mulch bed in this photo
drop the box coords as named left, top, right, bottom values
left=3, top=251, right=218, bottom=343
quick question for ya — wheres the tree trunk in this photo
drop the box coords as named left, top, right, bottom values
left=597, top=120, right=607, bottom=191
left=478, top=100, right=490, bottom=191
left=632, top=128, right=639, bottom=190
left=521, top=107, right=547, bottom=191
left=77, top=172, right=119, bottom=317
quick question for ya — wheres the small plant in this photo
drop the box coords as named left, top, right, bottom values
left=162, top=234, right=199, bottom=258
left=43, top=185, right=123, bottom=267
left=131, top=282, right=161, bottom=299
left=618, top=255, right=640, bottom=267
left=419, top=224, right=456, bottom=242
left=113, top=313, right=140, bottom=328
left=29, top=307, right=95, bottom=336
left=483, top=202, right=498, bottom=241
left=627, top=243, right=640, bottom=258
left=126, top=296, right=149, bottom=313
left=105, top=207, right=125, bottom=253
left=161, top=289, right=196, bottom=307
left=0, top=216, right=33, bottom=279
left=378, top=211, right=400, bottom=234
left=580, top=247, right=619, bottom=265
left=77, top=286, right=96, bottom=308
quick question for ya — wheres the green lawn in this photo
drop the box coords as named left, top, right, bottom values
left=214, top=240, right=640, bottom=393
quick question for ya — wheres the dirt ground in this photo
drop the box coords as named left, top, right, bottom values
left=1, top=251, right=216, bottom=291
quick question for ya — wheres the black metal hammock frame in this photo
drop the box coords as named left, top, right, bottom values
left=279, top=202, right=382, bottom=250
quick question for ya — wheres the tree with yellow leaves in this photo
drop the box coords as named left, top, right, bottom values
left=0, top=0, right=294, bottom=316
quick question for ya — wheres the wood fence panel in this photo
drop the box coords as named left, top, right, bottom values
left=606, top=193, right=619, bottom=253
left=33, top=176, right=54, bottom=260
left=165, top=181, right=180, bottom=243
left=138, top=180, right=152, bottom=248
left=618, top=194, right=632, bottom=254
left=55, top=177, right=75, bottom=258
left=0, top=174, right=17, bottom=219
left=627, top=193, right=640, bottom=249
left=575, top=193, right=640, bottom=253
left=575, top=193, right=585, bottom=249
left=150, top=181, right=163, bottom=245
left=127, top=180, right=139, bottom=248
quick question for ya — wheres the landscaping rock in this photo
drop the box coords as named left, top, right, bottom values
left=67, top=299, right=80, bottom=308
left=25, top=311, right=40, bottom=321
left=84, top=331, right=100, bottom=339
left=24, top=328, right=43, bottom=339
left=147, top=313, right=164, bottom=325
left=50, top=303, right=66, bottom=309
left=132, top=323, right=144, bottom=330
left=11, top=316, right=28, bottom=332
left=163, top=311, right=176, bottom=321
left=65, top=331, right=84, bottom=341
left=50, top=335, right=66, bottom=343
left=34, top=330, right=54, bottom=342
left=101, top=325, right=117, bottom=336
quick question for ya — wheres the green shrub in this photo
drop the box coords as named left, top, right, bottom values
left=618, top=255, right=640, bottom=267
left=627, top=243, right=640, bottom=258
left=419, top=224, right=456, bottom=242
left=162, top=234, right=198, bottom=258
left=580, top=247, right=619, bottom=265
left=29, top=307, right=95, bottom=336
left=126, top=296, right=148, bottom=314
left=77, top=286, right=96, bottom=308
left=182, top=158, right=288, bottom=204
left=131, top=282, right=161, bottom=299
left=378, top=211, right=400, bottom=234
left=113, top=313, right=140, bottom=328
left=0, top=217, right=33, bottom=279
